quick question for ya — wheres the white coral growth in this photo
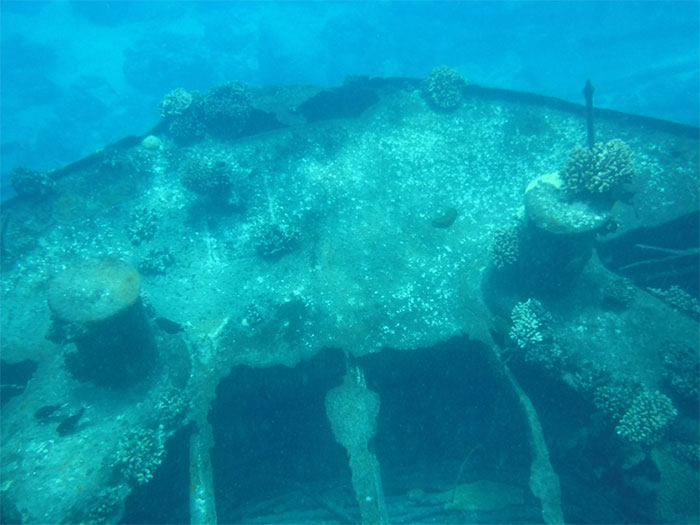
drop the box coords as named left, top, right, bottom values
left=616, top=389, right=677, bottom=446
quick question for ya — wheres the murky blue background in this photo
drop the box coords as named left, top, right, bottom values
left=1, top=1, right=698, bottom=194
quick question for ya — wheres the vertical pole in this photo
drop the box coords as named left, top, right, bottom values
left=190, top=420, right=218, bottom=525
left=326, top=366, right=389, bottom=524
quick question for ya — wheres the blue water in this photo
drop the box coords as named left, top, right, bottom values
left=1, top=1, right=698, bottom=196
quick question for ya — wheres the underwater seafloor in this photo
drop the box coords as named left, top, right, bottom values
left=1, top=71, right=698, bottom=524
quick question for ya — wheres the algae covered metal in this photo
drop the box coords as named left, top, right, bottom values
left=1, top=73, right=697, bottom=524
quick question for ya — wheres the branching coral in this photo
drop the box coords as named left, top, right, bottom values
left=509, top=299, right=565, bottom=369
left=660, top=341, right=699, bottom=402
left=510, top=298, right=551, bottom=350
left=158, top=87, right=193, bottom=118
left=113, top=427, right=166, bottom=485
left=126, top=207, right=158, bottom=246
left=593, top=382, right=637, bottom=421
left=159, top=88, right=205, bottom=143
left=168, top=105, right=206, bottom=144
left=616, top=389, right=677, bottom=446
left=179, top=155, right=233, bottom=196
left=154, top=387, right=187, bottom=428
left=559, top=139, right=634, bottom=196
left=422, top=65, right=467, bottom=111
left=201, top=81, right=252, bottom=137
left=83, top=486, right=126, bottom=523
left=159, top=82, right=252, bottom=143
left=490, top=225, right=520, bottom=268
left=648, top=285, right=700, bottom=318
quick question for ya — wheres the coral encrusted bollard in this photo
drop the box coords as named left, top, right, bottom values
left=48, top=259, right=156, bottom=387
